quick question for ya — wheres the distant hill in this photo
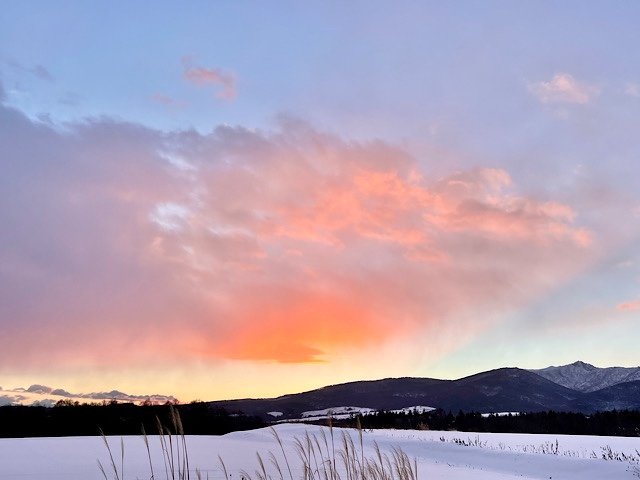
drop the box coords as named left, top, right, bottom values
left=530, top=361, right=640, bottom=393
left=208, top=366, right=640, bottom=420
left=573, top=380, right=640, bottom=412
left=0, top=384, right=177, bottom=407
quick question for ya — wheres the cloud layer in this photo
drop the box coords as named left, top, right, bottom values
left=0, top=96, right=594, bottom=371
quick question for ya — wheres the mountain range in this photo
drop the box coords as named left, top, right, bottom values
left=4, top=361, right=639, bottom=415
left=0, top=384, right=177, bottom=407
left=530, top=360, right=640, bottom=392
left=206, top=361, right=640, bottom=420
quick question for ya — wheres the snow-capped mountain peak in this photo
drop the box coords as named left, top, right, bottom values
left=530, top=361, right=640, bottom=393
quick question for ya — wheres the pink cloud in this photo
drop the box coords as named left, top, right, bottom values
left=142, top=122, right=594, bottom=362
left=529, top=73, right=598, bottom=104
left=617, top=300, right=640, bottom=312
left=0, top=106, right=596, bottom=368
left=182, top=56, right=236, bottom=100
left=150, top=93, right=185, bottom=108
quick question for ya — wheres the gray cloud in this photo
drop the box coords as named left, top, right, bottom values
left=4, top=59, right=54, bottom=82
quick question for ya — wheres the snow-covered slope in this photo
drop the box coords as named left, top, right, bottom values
left=280, top=405, right=437, bottom=422
left=0, top=424, right=638, bottom=479
left=301, top=406, right=375, bottom=417
left=301, top=406, right=375, bottom=419
left=531, top=361, right=640, bottom=393
left=389, top=405, right=436, bottom=414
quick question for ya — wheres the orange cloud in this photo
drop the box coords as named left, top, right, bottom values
left=214, top=292, right=385, bottom=363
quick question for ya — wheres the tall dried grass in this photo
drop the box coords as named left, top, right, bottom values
left=98, top=408, right=419, bottom=480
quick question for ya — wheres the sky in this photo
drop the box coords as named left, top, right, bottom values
left=1, top=1, right=639, bottom=401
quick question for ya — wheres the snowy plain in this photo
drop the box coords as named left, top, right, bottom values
left=0, top=424, right=639, bottom=479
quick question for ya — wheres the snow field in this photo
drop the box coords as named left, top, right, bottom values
left=0, top=424, right=638, bottom=479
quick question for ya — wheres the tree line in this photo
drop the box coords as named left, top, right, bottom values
left=0, top=402, right=265, bottom=438
left=2, top=403, right=639, bottom=438
left=345, top=408, right=640, bottom=437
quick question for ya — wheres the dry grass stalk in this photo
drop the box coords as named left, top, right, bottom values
left=99, top=411, right=419, bottom=480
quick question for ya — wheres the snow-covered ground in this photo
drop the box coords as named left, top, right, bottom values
left=301, top=406, right=376, bottom=418
left=480, top=411, right=520, bottom=417
left=295, top=406, right=376, bottom=421
left=389, top=406, right=436, bottom=415
left=280, top=405, right=437, bottom=422
left=0, top=424, right=639, bottom=479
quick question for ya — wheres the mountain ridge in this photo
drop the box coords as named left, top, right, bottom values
left=530, top=361, right=640, bottom=393
left=206, top=362, right=640, bottom=419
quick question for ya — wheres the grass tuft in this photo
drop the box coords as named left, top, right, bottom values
left=98, top=412, right=419, bottom=480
